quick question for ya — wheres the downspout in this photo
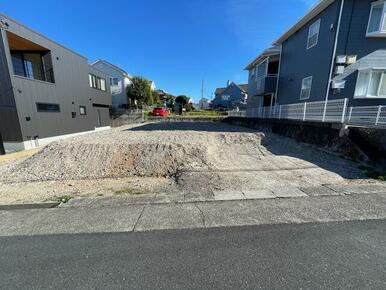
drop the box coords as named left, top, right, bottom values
left=324, top=0, right=345, bottom=104
left=275, top=45, right=283, bottom=106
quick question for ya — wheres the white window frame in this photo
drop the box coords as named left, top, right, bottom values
left=354, top=68, right=386, bottom=99
left=307, top=19, right=321, bottom=49
left=366, top=0, right=386, bottom=37
left=300, top=76, right=313, bottom=100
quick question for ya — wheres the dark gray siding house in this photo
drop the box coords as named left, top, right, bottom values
left=245, top=46, right=280, bottom=108
left=274, top=0, right=386, bottom=107
left=0, top=14, right=111, bottom=152
left=213, top=81, right=248, bottom=110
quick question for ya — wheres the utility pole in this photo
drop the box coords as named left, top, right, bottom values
left=201, top=79, right=204, bottom=101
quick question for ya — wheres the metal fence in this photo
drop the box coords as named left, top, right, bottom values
left=228, top=98, right=386, bottom=128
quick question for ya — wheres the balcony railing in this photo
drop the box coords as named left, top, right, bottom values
left=228, top=98, right=386, bottom=128
left=251, top=74, right=278, bottom=96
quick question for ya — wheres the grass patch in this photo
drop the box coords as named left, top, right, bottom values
left=184, top=110, right=227, bottom=117
left=114, top=188, right=144, bottom=195
left=55, top=195, right=73, bottom=204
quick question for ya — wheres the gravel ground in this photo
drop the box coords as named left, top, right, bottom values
left=0, top=122, right=369, bottom=204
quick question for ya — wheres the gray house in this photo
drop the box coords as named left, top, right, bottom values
left=91, top=60, right=132, bottom=109
left=0, top=14, right=111, bottom=152
left=213, top=81, right=248, bottom=110
left=274, top=0, right=386, bottom=107
left=245, top=46, right=280, bottom=108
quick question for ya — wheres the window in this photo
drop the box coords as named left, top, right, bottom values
left=72, top=112, right=76, bottom=118
left=307, top=19, right=321, bottom=49
left=367, top=1, right=386, bottom=36
left=300, top=76, right=313, bottom=100
left=256, top=59, right=268, bottom=79
left=89, top=74, right=93, bottom=88
left=79, top=106, right=87, bottom=115
left=110, top=77, right=119, bottom=86
left=10, top=51, right=55, bottom=83
left=100, top=78, right=106, bottom=91
left=354, top=69, right=386, bottom=98
left=36, top=103, right=60, bottom=112
left=89, top=74, right=107, bottom=91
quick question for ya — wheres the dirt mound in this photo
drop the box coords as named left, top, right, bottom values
left=1, top=126, right=264, bottom=183
left=3, top=141, right=210, bottom=182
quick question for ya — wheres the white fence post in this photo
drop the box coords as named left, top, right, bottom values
left=375, top=105, right=382, bottom=126
left=279, top=105, right=282, bottom=120
left=341, top=98, right=348, bottom=123
left=303, top=102, right=307, bottom=121
left=348, top=107, right=353, bottom=123
left=322, top=100, right=327, bottom=122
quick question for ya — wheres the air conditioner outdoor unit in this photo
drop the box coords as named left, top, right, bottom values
left=346, top=55, right=357, bottom=64
left=336, top=55, right=347, bottom=64
left=331, top=80, right=346, bottom=89
left=335, top=66, right=345, bottom=74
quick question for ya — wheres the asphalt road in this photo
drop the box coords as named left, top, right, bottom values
left=1, top=220, right=386, bottom=289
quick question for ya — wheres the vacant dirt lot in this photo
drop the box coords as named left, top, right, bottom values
left=0, top=122, right=372, bottom=204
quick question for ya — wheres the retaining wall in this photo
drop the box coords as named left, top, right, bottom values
left=224, top=117, right=385, bottom=165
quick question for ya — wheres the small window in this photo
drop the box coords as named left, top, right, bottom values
left=72, top=112, right=76, bottom=118
left=100, top=78, right=106, bottom=91
left=89, top=74, right=93, bottom=88
left=307, top=19, right=321, bottom=49
left=79, top=106, right=87, bottom=115
left=110, top=77, right=119, bottom=86
left=92, top=74, right=97, bottom=89
left=36, top=102, right=60, bottom=112
left=355, top=69, right=386, bottom=98
left=300, top=76, right=313, bottom=100
left=367, top=1, right=386, bottom=36
left=96, top=77, right=101, bottom=90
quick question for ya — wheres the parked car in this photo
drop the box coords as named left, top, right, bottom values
left=152, top=107, right=169, bottom=117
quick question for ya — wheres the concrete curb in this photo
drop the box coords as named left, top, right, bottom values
left=0, top=202, right=60, bottom=211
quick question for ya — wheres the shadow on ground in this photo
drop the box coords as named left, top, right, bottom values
left=261, top=135, right=366, bottom=180
left=126, top=121, right=255, bottom=133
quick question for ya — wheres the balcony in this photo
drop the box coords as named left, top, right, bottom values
left=7, top=31, right=55, bottom=83
left=250, top=74, right=278, bottom=96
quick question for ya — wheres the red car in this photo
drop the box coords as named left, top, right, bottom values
left=152, top=107, right=169, bottom=117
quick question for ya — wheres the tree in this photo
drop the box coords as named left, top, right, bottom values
left=127, top=76, right=154, bottom=108
left=152, top=90, right=160, bottom=105
left=175, top=95, right=189, bottom=107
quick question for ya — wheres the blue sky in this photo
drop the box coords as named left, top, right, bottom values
left=2, top=0, right=318, bottom=101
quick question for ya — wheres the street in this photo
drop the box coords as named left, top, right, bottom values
left=1, top=220, right=386, bottom=289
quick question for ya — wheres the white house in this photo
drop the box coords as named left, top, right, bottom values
left=90, top=60, right=132, bottom=109
left=198, top=98, right=211, bottom=110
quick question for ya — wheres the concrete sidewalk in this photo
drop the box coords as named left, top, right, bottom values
left=1, top=192, right=386, bottom=236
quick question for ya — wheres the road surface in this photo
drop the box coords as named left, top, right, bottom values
left=1, top=220, right=386, bottom=289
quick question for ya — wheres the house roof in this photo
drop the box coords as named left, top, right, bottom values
left=236, top=84, right=248, bottom=93
left=90, top=59, right=131, bottom=78
left=215, top=83, right=248, bottom=96
left=215, top=87, right=226, bottom=96
left=273, top=0, right=335, bottom=45
left=244, top=46, right=281, bottom=70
